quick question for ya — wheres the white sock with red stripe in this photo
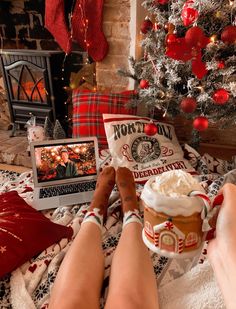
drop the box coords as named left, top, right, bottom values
left=81, top=208, right=103, bottom=231
left=123, top=209, right=142, bottom=228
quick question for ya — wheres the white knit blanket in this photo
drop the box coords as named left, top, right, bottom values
left=0, top=148, right=235, bottom=309
left=159, top=260, right=225, bottom=309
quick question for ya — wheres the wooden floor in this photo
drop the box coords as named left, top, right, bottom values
left=0, top=129, right=32, bottom=170
left=0, top=163, right=31, bottom=173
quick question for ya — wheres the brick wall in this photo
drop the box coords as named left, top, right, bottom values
left=96, top=0, right=131, bottom=92
left=0, top=0, right=131, bottom=92
left=0, top=0, right=53, bottom=50
left=0, top=0, right=85, bottom=70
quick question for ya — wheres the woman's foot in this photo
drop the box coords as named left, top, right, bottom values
left=116, top=167, right=139, bottom=213
left=89, top=166, right=116, bottom=216
left=116, top=167, right=142, bottom=228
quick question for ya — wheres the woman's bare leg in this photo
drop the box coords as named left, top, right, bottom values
left=105, top=167, right=159, bottom=309
left=49, top=167, right=115, bottom=309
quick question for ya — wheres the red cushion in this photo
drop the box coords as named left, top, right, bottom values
left=0, top=191, right=73, bottom=278
left=72, top=90, right=137, bottom=149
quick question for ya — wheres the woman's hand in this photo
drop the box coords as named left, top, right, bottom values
left=208, top=183, right=236, bottom=256
left=208, top=183, right=236, bottom=309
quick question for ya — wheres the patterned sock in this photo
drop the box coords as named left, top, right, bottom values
left=123, top=209, right=142, bottom=229
left=116, top=167, right=139, bottom=213
left=81, top=208, right=104, bottom=231
left=116, top=167, right=142, bottom=228
left=82, top=166, right=115, bottom=230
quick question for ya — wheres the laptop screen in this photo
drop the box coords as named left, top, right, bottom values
left=33, top=140, right=97, bottom=183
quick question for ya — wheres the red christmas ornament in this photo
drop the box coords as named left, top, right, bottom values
left=139, top=79, right=149, bottom=89
left=212, top=88, right=229, bottom=105
left=166, top=37, right=193, bottom=62
left=217, top=60, right=225, bottom=69
left=166, top=34, right=178, bottom=45
left=221, top=25, right=236, bottom=45
left=192, top=53, right=208, bottom=79
left=180, top=97, right=197, bottom=113
left=181, top=0, right=199, bottom=27
left=144, top=122, right=158, bottom=136
left=140, top=18, right=153, bottom=34
left=193, top=116, right=209, bottom=131
left=185, top=26, right=205, bottom=48
left=157, top=0, right=169, bottom=4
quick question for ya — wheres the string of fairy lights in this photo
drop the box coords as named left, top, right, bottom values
left=61, top=0, right=97, bottom=124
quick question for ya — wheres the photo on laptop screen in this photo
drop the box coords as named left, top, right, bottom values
left=33, top=140, right=97, bottom=183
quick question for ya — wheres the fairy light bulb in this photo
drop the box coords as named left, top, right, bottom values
left=196, top=86, right=204, bottom=92
left=215, top=11, right=222, bottom=18
left=210, top=35, right=217, bottom=43
left=229, top=0, right=234, bottom=6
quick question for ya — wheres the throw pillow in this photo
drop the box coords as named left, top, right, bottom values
left=103, top=114, right=195, bottom=183
left=0, top=191, right=73, bottom=278
left=72, top=90, right=137, bottom=149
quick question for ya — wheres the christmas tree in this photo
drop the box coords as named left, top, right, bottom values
left=121, top=0, right=236, bottom=144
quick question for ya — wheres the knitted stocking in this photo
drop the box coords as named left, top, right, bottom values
left=72, top=0, right=108, bottom=61
left=45, top=0, right=72, bottom=54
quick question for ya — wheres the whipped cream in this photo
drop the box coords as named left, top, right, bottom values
left=141, top=170, right=205, bottom=217
left=151, top=170, right=203, bottom=197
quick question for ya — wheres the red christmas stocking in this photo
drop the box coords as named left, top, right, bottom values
left=45, top=0, right=72, bottom=54
left=72, top=0, right=109, bottom=62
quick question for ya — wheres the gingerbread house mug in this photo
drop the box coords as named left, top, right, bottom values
left=140, top=170, right=212, bottom=259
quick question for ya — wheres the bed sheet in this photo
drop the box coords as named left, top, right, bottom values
left=1, top=148, right=236, bottom=309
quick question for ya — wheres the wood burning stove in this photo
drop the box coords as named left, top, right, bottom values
left=0, top=50, right=68, bottom=136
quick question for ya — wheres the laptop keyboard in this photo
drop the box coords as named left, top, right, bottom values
left=39, top=181, right=97, bottom=199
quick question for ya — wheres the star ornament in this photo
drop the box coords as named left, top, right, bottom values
left=0, top=245, right=7, bottom=253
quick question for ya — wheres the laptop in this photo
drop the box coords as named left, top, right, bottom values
left=30, top=137, right=99, bottom=210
